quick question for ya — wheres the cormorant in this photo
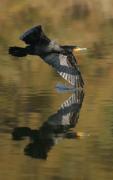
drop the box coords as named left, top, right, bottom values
left=12, top=90, right=84, bottom=159
left=9, top=25, right=86, bottom=88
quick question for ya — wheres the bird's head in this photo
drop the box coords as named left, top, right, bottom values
left=61, top=45, right=87, bottom=54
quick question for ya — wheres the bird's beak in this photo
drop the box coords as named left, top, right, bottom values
left=73, top=47, right=87, bottom=52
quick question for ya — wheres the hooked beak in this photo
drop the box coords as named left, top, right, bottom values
left=73, top=47, right=87, bottom=52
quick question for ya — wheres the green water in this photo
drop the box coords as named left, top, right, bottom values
left=0, top=1, right=113, bottom=180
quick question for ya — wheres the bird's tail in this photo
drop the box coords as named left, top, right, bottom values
left=9, top=46, right=27, bottom=57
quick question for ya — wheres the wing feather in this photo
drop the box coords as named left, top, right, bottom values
left=41, top=53, right=84, bottom=88
left=20, top=25, right=50, bottom=45
left=48, top=91, right=84, bottom=127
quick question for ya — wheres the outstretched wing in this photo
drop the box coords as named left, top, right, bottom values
left=20, top=25, right=50, bottom=45
left=47, top=90, right=84, bottom=127
left=41, top=52, right=84, bottom=87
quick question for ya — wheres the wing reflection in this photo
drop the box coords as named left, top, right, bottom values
left=12, top=90, right=84, bottom=159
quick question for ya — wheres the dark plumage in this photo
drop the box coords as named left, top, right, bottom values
left=9, top=25, right=85, bottom=88
left=12, top=90, right=84, bottom=159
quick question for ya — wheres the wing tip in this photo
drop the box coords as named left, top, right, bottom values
left=19, top=25, right=42, bottom=41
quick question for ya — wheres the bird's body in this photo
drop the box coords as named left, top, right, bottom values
left=9, top=25, right=85, bottom=88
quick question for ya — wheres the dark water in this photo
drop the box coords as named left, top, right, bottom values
left=1, top=6, right=113, bottom=179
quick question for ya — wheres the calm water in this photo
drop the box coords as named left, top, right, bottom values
left=0, top=54, right=113, bottom=180
left=1, top=10, right=113, bottom=180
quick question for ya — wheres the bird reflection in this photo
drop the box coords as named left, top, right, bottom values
left=12, top=90, right=84, bottom=159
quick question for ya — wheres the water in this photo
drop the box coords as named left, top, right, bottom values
left=1, top=2, right=113, bottom=179
left=0, top=58, right=113, bottom=180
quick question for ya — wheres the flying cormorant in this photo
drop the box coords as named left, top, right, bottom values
left=9, top=25, right=86, bottom=88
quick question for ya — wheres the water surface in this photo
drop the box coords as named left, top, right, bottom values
left=0, top=3, right=113, bottom=179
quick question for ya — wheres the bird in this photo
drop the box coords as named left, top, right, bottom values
left=9, top=25, right=86, bottom=88
left=12, top=90, right=84, bottom=159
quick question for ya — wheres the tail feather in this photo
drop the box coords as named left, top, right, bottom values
left=9, top=46, right=27, bottom=57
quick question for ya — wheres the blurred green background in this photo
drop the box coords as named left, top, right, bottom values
left=0, top=0, right=113, bottom=120
left=0, top=1, right=113, bottom=180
